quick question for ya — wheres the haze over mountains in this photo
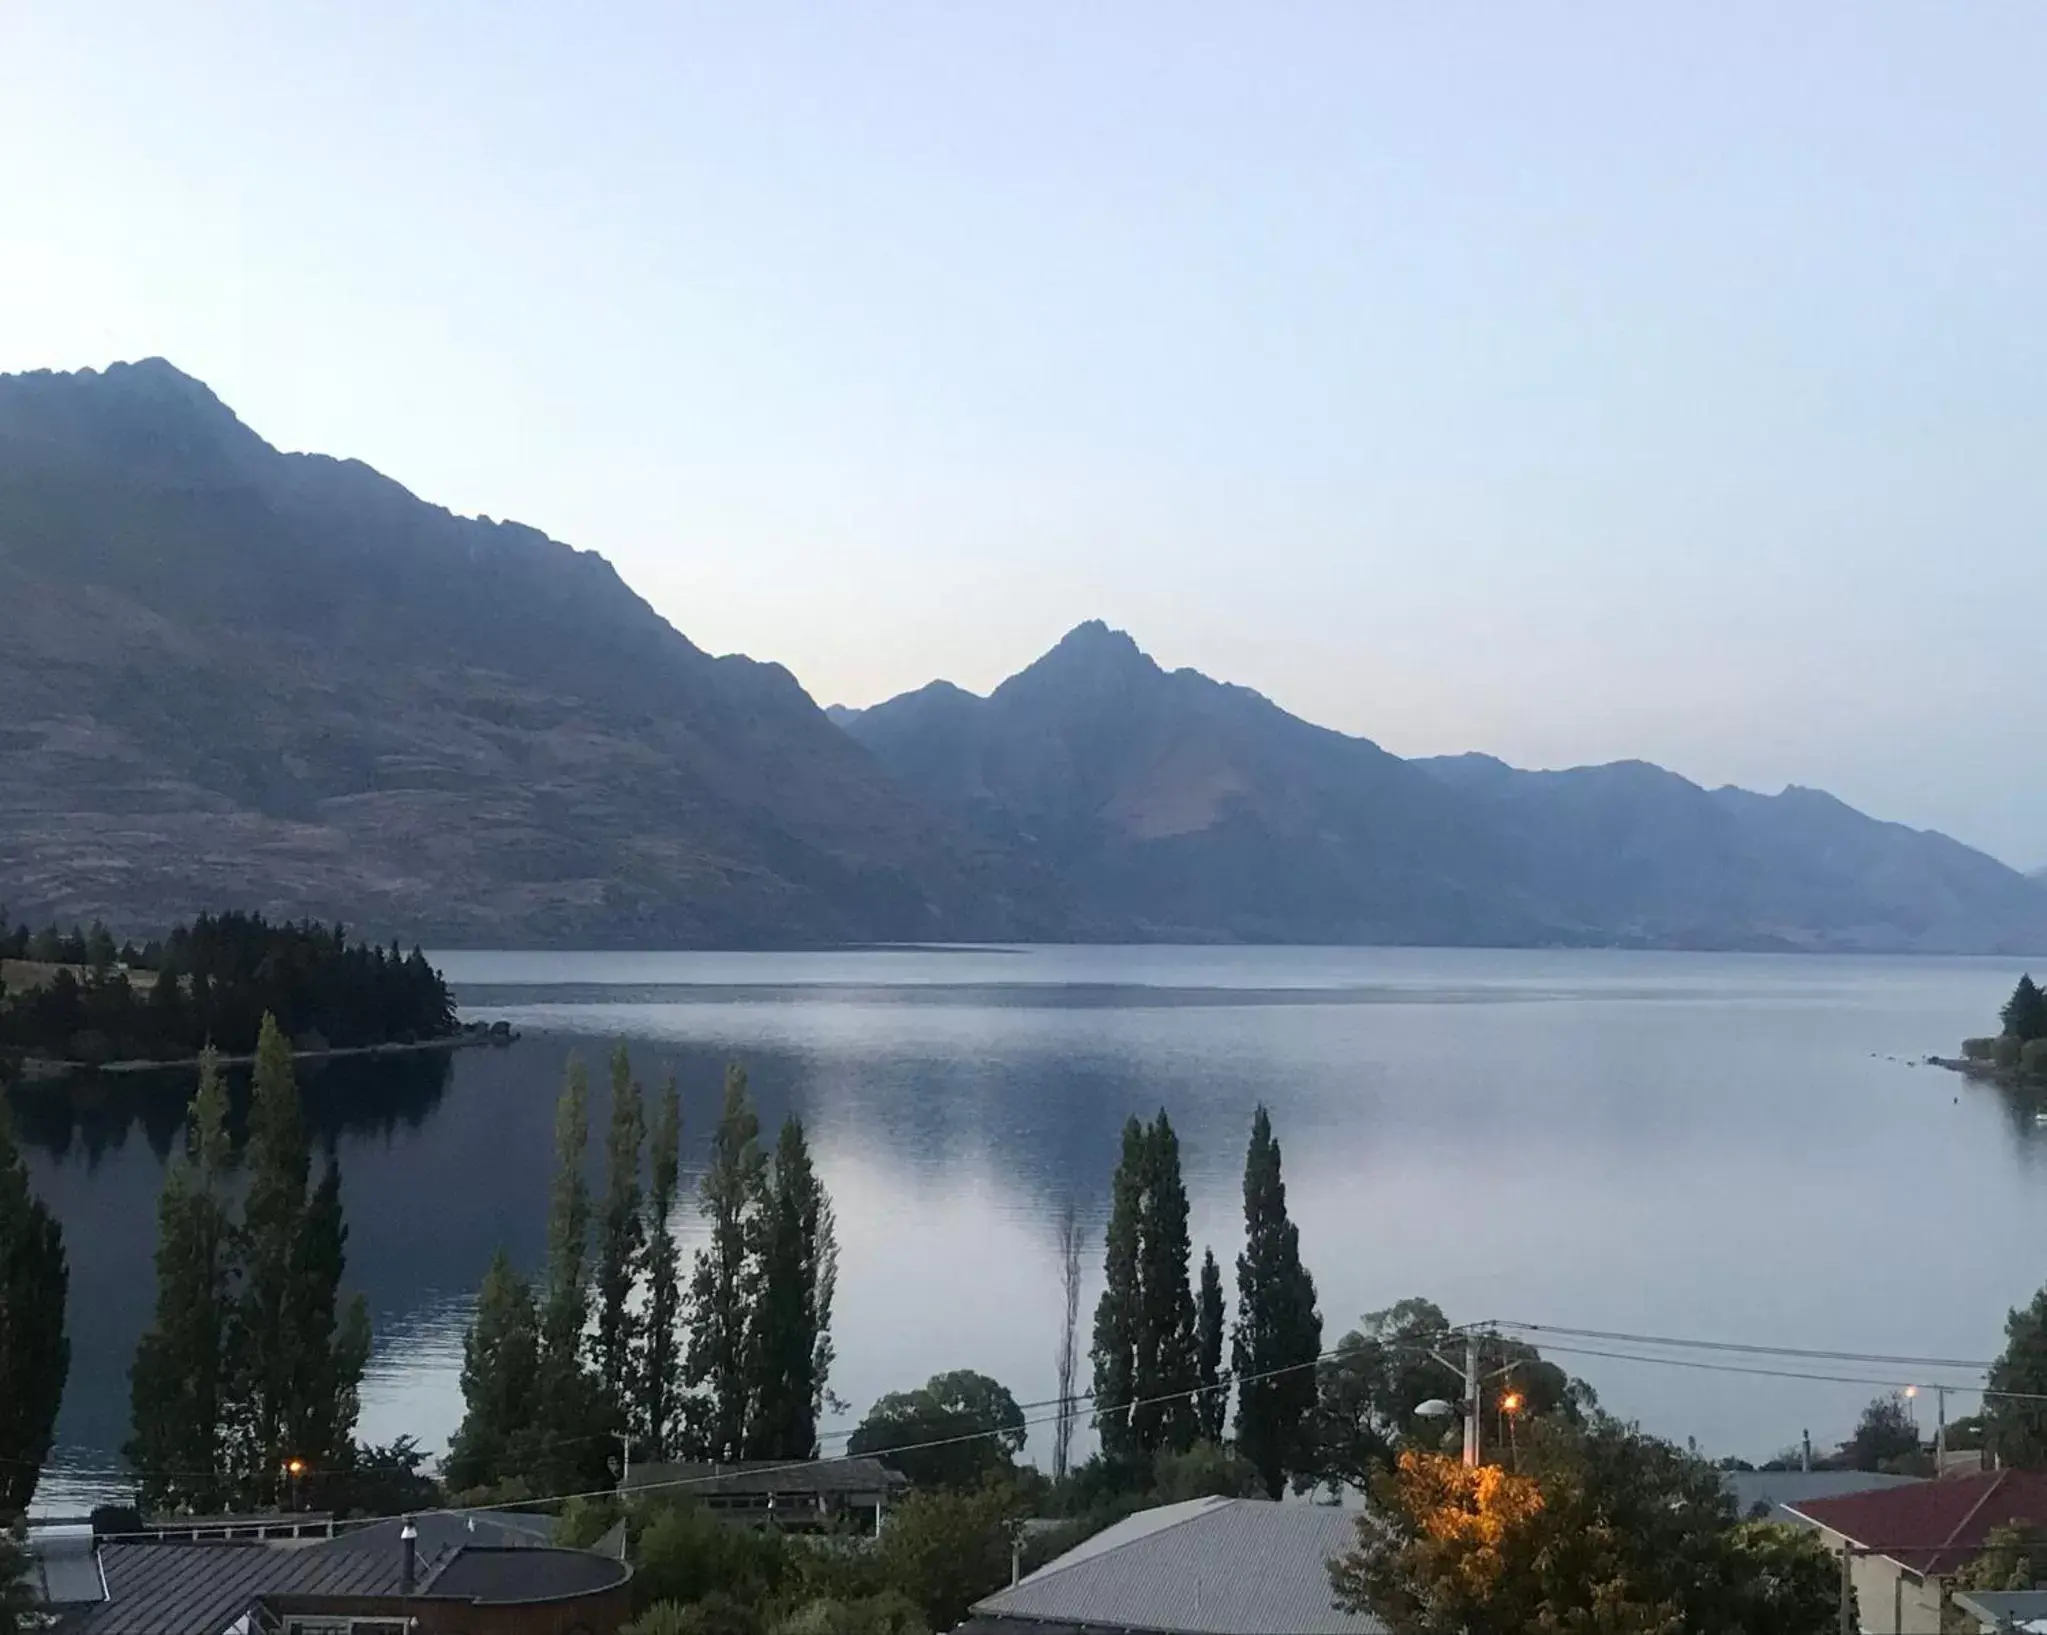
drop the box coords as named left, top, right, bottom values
left=4, top=360, right=2043, bottom=953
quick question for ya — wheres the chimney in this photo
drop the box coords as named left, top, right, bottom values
left=399, top=1517, right=418, bottom=1594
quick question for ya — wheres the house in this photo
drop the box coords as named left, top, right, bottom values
left=1788, top=1469, right=2047, bottom=1634
left=959, top=1496, right=1383, bottom=1635
left=1722, top=1469, right=1926, bottom=1526
left=620, top=1457, right=905, bottom=1531
left=24, top=1514, right=632, bottom=1635
left=1951, top=1588, right=2047, bottom=1631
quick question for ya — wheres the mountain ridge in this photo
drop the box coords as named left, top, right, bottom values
left=5, top=359, right=2041, bottom=953
left=837, top=626, right=2047, bottom=954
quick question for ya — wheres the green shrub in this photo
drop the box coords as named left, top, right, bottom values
left=1964, top=1037, right=1999, bottom=1062
left=2023, top=1040, right=2047, bottom=1080
left=771, top=1591, right=927, bottom=1635
left=635, top=1506, right=788, bottom=1610
left=1995, top=1036, right=2024, bottom=1071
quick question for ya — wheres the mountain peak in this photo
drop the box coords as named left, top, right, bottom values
left=0, top=357, right=269, bottom=482
left=997, top=621, right=1158, bottom=702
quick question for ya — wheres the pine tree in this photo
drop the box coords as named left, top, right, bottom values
left=1133, top=1111, right=1200, bottom=1455
left=0, top=1100, right=68, bottom=1516
left=594, top=1044, right=646, bottom=1421
left=685, top=1063, right=767, bottom=1460
left=1231, top=1104, right=1322, bottom=1499
left=2005, top=975, right=2047, bottom=1044
left=1195, top=1248, right=1227, bottom=1442
left=446, top=1249, right=543, bottom=1493
left=127, top=1049, right=234, bottom=1513
left=747, top=1118, right=838, bottom=1459
left=637, top=1076, right=683, bottom=1459
left=1091, top=1117, right=1147, bottom=1466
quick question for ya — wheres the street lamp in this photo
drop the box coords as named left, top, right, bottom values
left=284, top=1457, right=306, bottom=1512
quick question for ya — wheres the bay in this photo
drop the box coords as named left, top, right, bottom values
left=15, top=944, right=2043, bottom=1512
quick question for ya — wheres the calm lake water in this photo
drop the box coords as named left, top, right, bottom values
left=15, top=945, right=2047, bottom=1511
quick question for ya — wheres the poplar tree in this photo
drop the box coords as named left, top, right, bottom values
left=594, top=1044, right=645, bottom=1420
left=747, top=1117, right=838, bottom=1459
left=222, top=1014, right=368, bottom=1505
left=1196, top=1248, right=1227, bottom=1442
left=1133, top=1111, right=1200, bottom=1455
left=446, top=1249, right=542, bottom=1493
left=534, top=1056, right=609, bottom=1488
left=685, top=1064, right=766, bottom=1460
left=128, top=1050, right=234, bottom=1512
left=1091, top=1117, right=1147, bottom=1466
left=0, top=1100, right=67, bottom=1516
left=637, top=1076, right=683, bottom=1459
left=1232, top=1105, right=1322, bottom=1498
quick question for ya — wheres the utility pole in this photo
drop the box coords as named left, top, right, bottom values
left=1464, top=1333, right=1482, bottom=1469
left=1935, top=1386, right=1948, bottom=1471
left=1838, top=1543, right=1853, bottom=1635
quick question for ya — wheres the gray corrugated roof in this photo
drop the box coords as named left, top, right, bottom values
left=26, top=1527, right=106, bottom=1606
left=314, top=1511, right=557, bottom=1558
left=972, top=1498, right=1382, bottom=1635
left=424, top=1547, right=630, bottom=1604
left=72, top=1540, right=454, bottom=1635
left=1722, top=1469, right=1924, bottom=1524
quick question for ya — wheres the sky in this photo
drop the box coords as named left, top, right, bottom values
left=4, top=3, right=2045, bottom=865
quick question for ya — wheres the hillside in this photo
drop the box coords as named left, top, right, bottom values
left=0, top=361, right=1032, bottom=945
left=838, top=626, right=2047, bottom=953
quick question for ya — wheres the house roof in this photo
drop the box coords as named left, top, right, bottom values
left=65, top=1539, right=456, bottom=1635
left=622, top=1457, right=905, bottom=1499
left=1723, top=1469, right=1926, bottom=1524
left=966, top=1497, right=1382, bottom=1635
left=313, top=1510, right=557, bottom=1558
left=1788, top=1469, right=2047, bottom=1576
left=1952, top=1588, right=2047, bottom=1632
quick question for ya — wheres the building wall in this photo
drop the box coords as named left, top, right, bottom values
left=1836, top=1547, right=1943, bottom=1634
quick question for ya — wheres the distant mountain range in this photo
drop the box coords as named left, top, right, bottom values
left=4, top=360, right=2043, bottom=953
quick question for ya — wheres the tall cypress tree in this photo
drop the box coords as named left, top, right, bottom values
left=0, top=1099, right=67, bottom=1516
left=534, top=1057, right=608, bottom=1488
left=594, top=1044, right=646, bottom=1421
left=446, top=1249, right=542, bottom=1493
left=1232, top=1104, right=1322, bottom=1499
left=231, top=1014, right=313, bottom=1499
left=226, top=1015, right=368, bottom=1504
left=747, top=1118, right=838, bottom=1459
left=637, top=1076, right=683, bottom=1459
left=1133, top=1111, right=1200, bottom=1454
left=1091, top=1117, right=1147, bottom=1466
left=685, top=1064, right=766, bottom=1460
left=1195, top=1248, right=1227, bottom=1442
left=128, top=1049, right=234, bottom=1513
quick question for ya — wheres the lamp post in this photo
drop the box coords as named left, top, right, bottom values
left=1413, top=1329, right=1523, bottom=1468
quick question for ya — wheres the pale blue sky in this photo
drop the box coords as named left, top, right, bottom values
left=4, top=4, right=2043, bottom=863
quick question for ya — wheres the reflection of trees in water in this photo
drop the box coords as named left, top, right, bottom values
left=3, top=1050, right=455, bottom=1168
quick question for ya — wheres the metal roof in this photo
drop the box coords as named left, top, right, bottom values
left=313, top=1511, right=556, bottom=1558
left=68, top=1540, right=455, bottom=1635
left=1790, top=1469, right=2047, bottom=1577
left=969, top=1498, right=1382, bottom=1635
left=425, top=1547, right=630, bottom=1604
left=1952, top=1588, right=2047, bottom=1631
left=1722, top=1469, right=1925, bottom=1524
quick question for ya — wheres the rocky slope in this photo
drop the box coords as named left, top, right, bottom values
left=0, top=360, right=1032, bottom=944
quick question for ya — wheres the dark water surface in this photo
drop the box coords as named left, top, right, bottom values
left=16, top=945, right=2043, bottom=1509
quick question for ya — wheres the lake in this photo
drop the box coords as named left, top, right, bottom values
left=15, top=944, right=2045, bottom=1512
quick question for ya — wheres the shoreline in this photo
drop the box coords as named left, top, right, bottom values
left=12, top=1030, right=510, bottom=1084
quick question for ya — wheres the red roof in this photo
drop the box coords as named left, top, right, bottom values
left=1789, top=1470, right=2047, bottom=1576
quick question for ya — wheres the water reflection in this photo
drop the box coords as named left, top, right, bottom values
left=14, top=946, right=2047, bottom=1508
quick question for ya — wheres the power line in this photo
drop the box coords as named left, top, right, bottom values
left=1487, top=1320, right=1995, bottom=1374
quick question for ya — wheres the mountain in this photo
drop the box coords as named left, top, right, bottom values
left=0, top=360, right=1034, bottom=944
left=837, top=625, right=2047, bottom=953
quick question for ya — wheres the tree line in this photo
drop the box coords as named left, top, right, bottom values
left=447, top=1050, right=837, bottom=1498
left=1961, top=972, right=2047, bottom=1079
left=0, top=911, right=454, bottom=1066
left=125, top=1017, right=375, bottom=1512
